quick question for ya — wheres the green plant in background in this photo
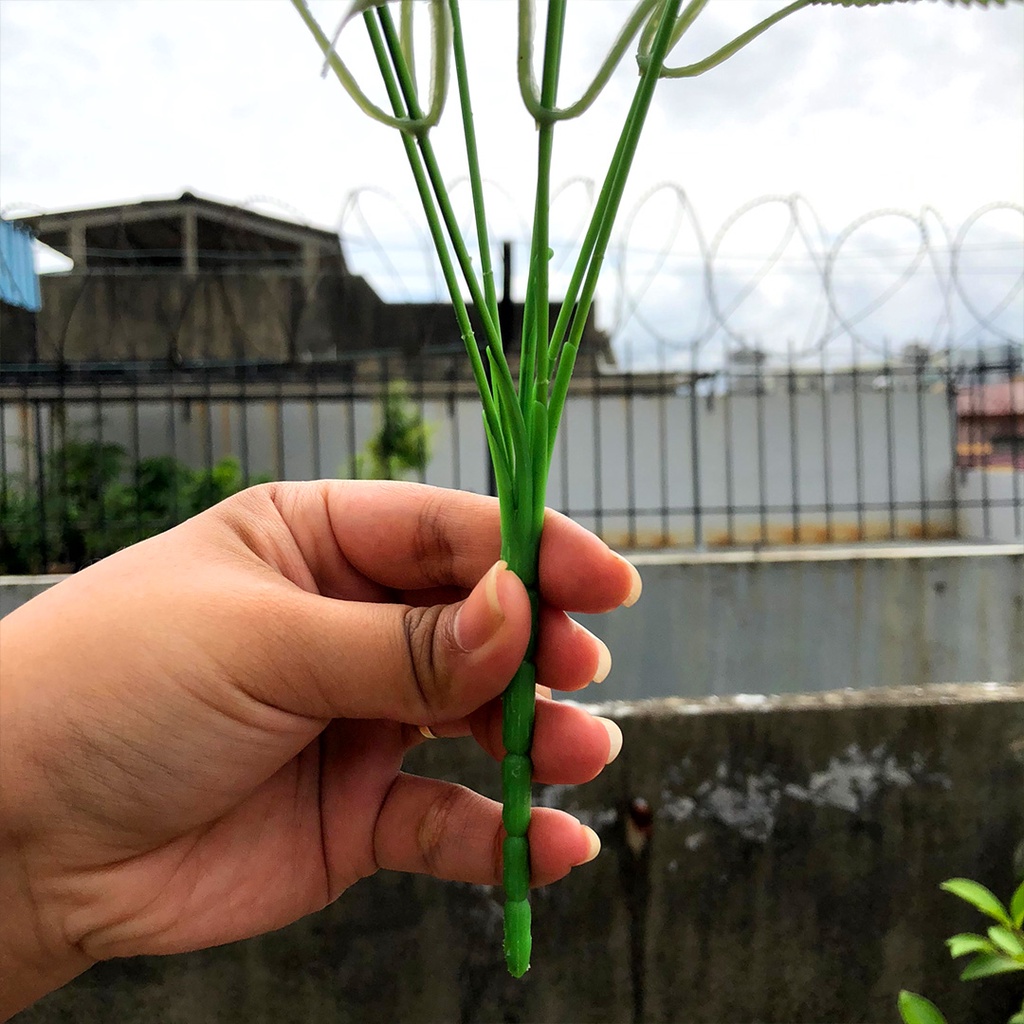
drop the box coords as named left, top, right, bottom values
left=0, top=440, right=265, bottom=574
left=899, top=877, right=1024, bottom=1024
left=350, top=381, right=434, bottom=480
left=292, top=0, right=1017, bottom=978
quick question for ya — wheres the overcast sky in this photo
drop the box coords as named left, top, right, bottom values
left=1, top=0, right=1021, bottom=364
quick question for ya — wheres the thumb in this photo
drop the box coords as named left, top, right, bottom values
left=247, top=560, right=532, bottom=726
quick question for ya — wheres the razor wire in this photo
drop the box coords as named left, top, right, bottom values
left=338, top=183, right=1023, bottom=369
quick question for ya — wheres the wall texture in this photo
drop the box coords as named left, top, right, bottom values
left=575, top=544, right=1024, bottom=700
left=4, top=545, right=1021, bottom=696
left=13, top=685, right=1024, bottom=1024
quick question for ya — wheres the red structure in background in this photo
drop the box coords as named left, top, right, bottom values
left=957, top=377, right=1024, bottom=468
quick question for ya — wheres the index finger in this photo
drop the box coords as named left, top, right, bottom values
left=251, top=480, right=641, bottom=614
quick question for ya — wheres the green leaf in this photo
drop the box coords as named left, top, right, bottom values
left=946, top=933, right=997, bottom=958
left=941, top=878, right=1014, bottom=927
left=959, top=952, right=1024, bottom=981
left=987, top=925, right=1024, bottom=959
left=1011, top=879, right=1024, bottom=929
left=1008, top=1011, right=1024, bottom=1024
left=898, top=990, right=948, bottom=1024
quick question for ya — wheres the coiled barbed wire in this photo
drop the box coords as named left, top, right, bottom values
left=339, top=183, right=1023, bottom=365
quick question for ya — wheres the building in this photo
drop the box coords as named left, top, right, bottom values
left=0, top=191, right=614, bottom=381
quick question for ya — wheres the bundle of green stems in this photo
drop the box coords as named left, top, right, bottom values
left=291, top=0, right=1005, bottom=978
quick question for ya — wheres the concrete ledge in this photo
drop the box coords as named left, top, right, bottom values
left=626, top=541, right=1024, bottom=564
left=18, top=688, right=1024, bottom=1024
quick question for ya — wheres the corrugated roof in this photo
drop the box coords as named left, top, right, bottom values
left=0, top=218, right=41, bottom=312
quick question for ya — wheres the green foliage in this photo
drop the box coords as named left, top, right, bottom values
left=0, top=440, right=264, bottom=574
left=295, top=0, right=1021, bottom=984
left=898, top=990, right=948, bottom=1024
left=350, top=382, right=433, bottom=481
left=898, top=877, right=1024, bottom=1024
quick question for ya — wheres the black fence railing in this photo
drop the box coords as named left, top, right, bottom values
left=1, top=344, right=1021, bottom=574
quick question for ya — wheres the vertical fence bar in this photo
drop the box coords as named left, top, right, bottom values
left=975, top=338, right=991, bottom=538
left=882, top=338, right=897, bottom=540
left=1006, top=342, right=1022, bottom=537
left=346, top=363, right=358, bottom=481
left=624, top=338, right=637, bottom=548
left=945, top=346, right=960, bottom=538
left=787, top=340, right=800, bottom=542
left=592, top=376, right=604, bottom=541
left=203, top=355, right=215, bottom=506
left=239, top=361, right=251, bottom=487
left=689, top=349, right=702, bottom=548
left=33, top=401, right=48, bottom=571
left=657, top=339, right=669, bottom=546
left=559, top=382, right=570, bottom=516
left=915, top=352, right=928, bottom=539
left=311, top=362, right=323, bottom=481
left=416, top=357, right=427, bottom=485
left=94, top=370, right=107, bottom=550
left=754, top=351, right=768, bottom=544
left=851, top=339, right=865, bottom=541
left=274, top=366, right=286, bottom=483
left=723, top=361, right=735, bottom=545
left=819, top=341, right=834, bottom=542
left=448, top=360, right=462, bottom=491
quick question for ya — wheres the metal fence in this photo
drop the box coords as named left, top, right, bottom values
left=1, top=341, right=1021, bottom=574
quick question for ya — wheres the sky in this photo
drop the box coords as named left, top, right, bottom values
left=1, top=0, right=1022, bottom=366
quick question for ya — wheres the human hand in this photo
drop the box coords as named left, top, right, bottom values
left=0, top=481, right=639, bottom=1015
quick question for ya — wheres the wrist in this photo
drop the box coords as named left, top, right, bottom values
left=1, top=617, right=93, bottom=1018
left=0, top=836, right=93, bottom=1020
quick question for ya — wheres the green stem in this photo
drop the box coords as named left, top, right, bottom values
left=519, top=0, right=660, bottom=123
left=289, top=0, right=448, bottom=134
left=652, top=0, right=810, bottom=78
left=449, top=0, right=499, bottom=330
left=361, top=11, right=510, bottom=478
left=530, top=0, right=567, bottom=400
left=547, top=0, right=684, bottom=459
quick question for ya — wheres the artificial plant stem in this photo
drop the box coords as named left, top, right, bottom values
left=500, top=0, right=570, bottom=979
left=290, top=0, right=447, bottom=134
left=448, top=0, right=499, bottom=330
left=399, top=0, right=416, bottom=85
left=531, top=0, right=567, bottom=401
left=361, top=11, right=508, bottom=473
left=519, top=0, right=660, bottom=123
left=377, top=7, right=509, bottom=370
left=656, top=0, right=810, bottom=78
left=547, top=0, right=684, bottom=456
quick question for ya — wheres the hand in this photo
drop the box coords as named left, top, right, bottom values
left=0, top=481, right=639, bottom=1015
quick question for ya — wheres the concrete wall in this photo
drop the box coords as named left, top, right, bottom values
left=14, top=685, right=1024, bottom=1024
left=576, top=544, right=1024, bottom=700
left=4, top=545, right=1021, bottom=694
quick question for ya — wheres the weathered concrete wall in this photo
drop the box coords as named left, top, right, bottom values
left=576, top=544, right=1024, bottom=699
left=4, top=545, right=1021, bottom=694
left=0, top=575, right=68, bottom=618
left=14, top=686, right=1024, bottom=1024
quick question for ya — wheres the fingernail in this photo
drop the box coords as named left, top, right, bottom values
left=419, top=725, right=438, bottom=740
left=619, top=556, right=642, bottom=607
left=454, top=560, right=507, bottom=652
left=597, top=717, right=623, bottom=764
left=579, top=825, right=601, bottom=864
left=576, top=621, right=612, bottom=683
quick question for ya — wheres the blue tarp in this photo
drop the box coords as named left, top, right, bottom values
left=0, top=218, right=41, bottom=312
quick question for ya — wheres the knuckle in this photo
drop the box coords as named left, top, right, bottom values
left=416, top=785, right=464, bottom=876
left=411, top=490, right=457, bottom=585
left=401, top=603, right=450, bottom=715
